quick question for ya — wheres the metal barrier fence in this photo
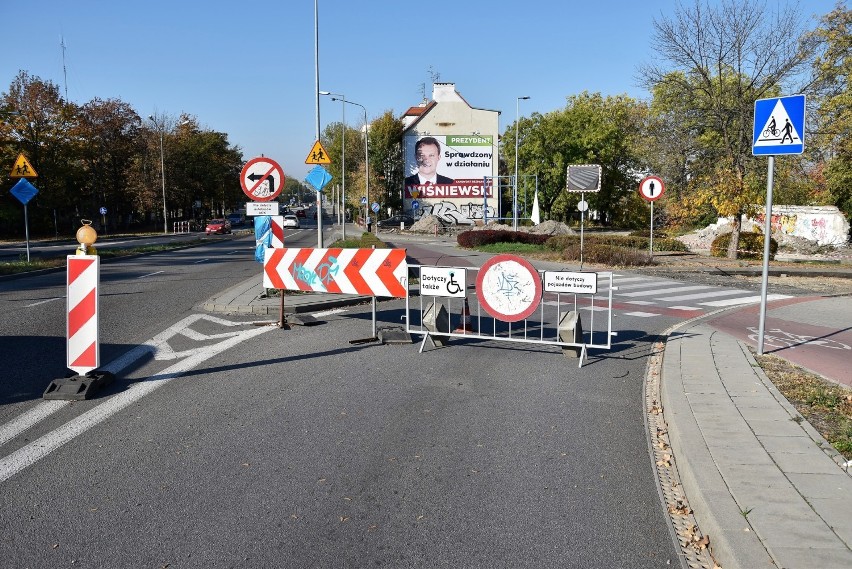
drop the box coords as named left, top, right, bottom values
left=173, top=221, right=191, bottom=234
left=405, top=264, right=614, bottom=366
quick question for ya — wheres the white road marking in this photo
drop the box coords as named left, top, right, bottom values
left=137, top=271, right=165, bottom=279
left=624, top=300, right=656, bottom=305
left=25, top=298, right=63, bottom=307
left=618, top=285, right=712, bottom=297
left=193, top=259, right=210, bottom=264
left=623, top=311, right=660, bottom=318
left=662, top=289, right=750, bottom=302
left=0, top=315, right=275, bottom=483
left=700, top=294, right=791, bottom=307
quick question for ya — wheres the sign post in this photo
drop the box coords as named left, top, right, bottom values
left=566, top=164, right=601, bottom=269
left=638, top=176, right=665, bottom=258
left=753, top=95, right=805, bottom=355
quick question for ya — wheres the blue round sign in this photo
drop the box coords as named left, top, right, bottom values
left=411, top=200, right=420, bottom=210
left=371, top=202, right=380, bottom=213
left=99, top=207, right=107, bottom=215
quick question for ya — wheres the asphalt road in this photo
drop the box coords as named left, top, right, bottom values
left=1, top=229, right=692, bottom=568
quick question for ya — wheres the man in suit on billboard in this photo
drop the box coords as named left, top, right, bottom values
left=405, top=136, right=454, bottom=186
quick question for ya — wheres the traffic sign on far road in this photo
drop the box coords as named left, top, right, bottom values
left=753, top=95, right=805, bottom=156
left=241, top=157, right=285, bottom=202
left=638, top=176, right=665, bottom=202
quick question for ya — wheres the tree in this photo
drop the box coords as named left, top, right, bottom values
left=808, top=1, right=852, bottom=219
left=76, top=98, right=141, bottom=228
left=366, top=110, right=404, bottom=216
left=1, top=71, right=82, bottom=235
left=641, top=0, right=816, bottom=258
left=503, top=92, right=645, bottom=225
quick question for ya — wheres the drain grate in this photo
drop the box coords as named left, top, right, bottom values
left=645, top=339, right=721, bottom=569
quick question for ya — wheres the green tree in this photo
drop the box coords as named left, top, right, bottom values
left=808, top=1, right=852, bottom=219
left=367, top=110, right=404, bottom=217
left=1, top=71, right=82, bottom=236
left=503, top=92, right=645, bottom=225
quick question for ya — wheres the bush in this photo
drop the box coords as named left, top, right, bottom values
left=710, top=231, right=776, bottom=259
left=562, top=243, right=654, bottom=266
left=544, top=233, right=688, bottom=253
left=457, top=230, right=550, bottom=248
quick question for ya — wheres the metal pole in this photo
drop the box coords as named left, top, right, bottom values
left=514, top=96, right=530, bottom=231
left=159, top=129, right=167, bottom=235
left=650, top=201, right=654, bottom=259
left=314, top=0, right=323, bottom=248
left=580, top=192, right=585, bottom=270
left=757, top=155, right=775, bottom=355
left=23, top=203, right=30, bottom=262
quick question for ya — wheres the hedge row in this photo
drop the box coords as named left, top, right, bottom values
left=544, top=234, right=689, bottom=252
left=457, top=230, right=551, bottom=248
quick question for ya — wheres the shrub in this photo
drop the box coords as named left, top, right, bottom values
left=544, top=233, right=688, bottom=253
left=710, top=231, right=776, bottom=259
left=562, top=243, right=654, bottom=266
left=457, top=230, right=550, bottom=248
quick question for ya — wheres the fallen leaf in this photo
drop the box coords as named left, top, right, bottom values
left=339, top=516, right=349, bottom=523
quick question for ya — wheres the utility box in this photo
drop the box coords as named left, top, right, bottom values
left=558, top=311, right=583, bottom=358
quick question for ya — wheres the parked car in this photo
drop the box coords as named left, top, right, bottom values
left=282, top=214, right=300, bottom=229
left=295, top=209, right=306, bottom=218
left=377, top=215, right=415, bottom=229
left=205, top=218, right=231, bottom=235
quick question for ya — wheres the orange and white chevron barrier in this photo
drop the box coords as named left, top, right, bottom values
left=263, top=247, right=407, bottom=298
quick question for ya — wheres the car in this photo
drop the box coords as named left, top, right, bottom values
left=205, top=218, right=231, bottom=235
left=226, top=213, right=244, bottom=227
left=295, top=209, right=306, bottom=218
left=282, top=214, right=300, bottom=229
left=377, top=215, right=415, bottom=229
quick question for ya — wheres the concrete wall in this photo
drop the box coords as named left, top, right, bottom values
left=750, top=205, right=850, bottom=246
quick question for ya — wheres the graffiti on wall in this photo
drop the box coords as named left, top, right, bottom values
left=750, top=206, right=849, bottom=246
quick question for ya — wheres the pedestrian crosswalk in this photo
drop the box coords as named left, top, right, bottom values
left=596, top=273, right=792, bottom=318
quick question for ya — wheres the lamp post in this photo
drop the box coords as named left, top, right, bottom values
left=148, top=115, right=169, bottom=235
left=319, top=91, right=346, bottom=239
left=334, top=99, right=369, bottom=234
left=149, top=116, right=190, bottom=235
left=514, top=96, right=530, bottom=231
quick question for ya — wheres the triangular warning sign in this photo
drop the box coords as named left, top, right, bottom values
left=10, top=153, right=38, bottom=178
left=754, top=100, right=801, bottom=147
left=305, top=140, right=331, bottom=165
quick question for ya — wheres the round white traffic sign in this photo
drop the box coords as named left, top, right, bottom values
left=240, top=157, right=285, bottom=202
left=638, top=176, right=665, bottom=202
left=475, top=254, right=542, bottom=323
left=577, top=200, right=588, bottom=212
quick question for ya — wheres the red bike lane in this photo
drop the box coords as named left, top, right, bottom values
left=707, top=296, right=852, bottom=388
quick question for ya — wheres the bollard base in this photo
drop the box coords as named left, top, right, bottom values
left=558, top=311, right=584, bottom=358
left=43, top=371, right=115, bottom=401
left=378, top=326, right=411, bottom=345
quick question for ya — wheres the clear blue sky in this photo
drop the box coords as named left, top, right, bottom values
left=4, top=0, right=836, bottom=181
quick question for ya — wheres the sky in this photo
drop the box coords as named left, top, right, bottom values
left=3, top=0, right=838, bottom=181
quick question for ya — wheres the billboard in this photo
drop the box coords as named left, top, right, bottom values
left=403, top=134, right=495, bottom=201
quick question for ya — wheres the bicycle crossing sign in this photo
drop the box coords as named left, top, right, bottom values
left=753, top=95, right=805, bottom=155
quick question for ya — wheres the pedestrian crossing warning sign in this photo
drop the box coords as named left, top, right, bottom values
left=10, top=153, right=37, bottom=178
left=305, top=140, right=331, bottom=165
left=753, top=95, right=805, bottom=156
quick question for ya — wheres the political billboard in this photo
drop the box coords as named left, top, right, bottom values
left=403, top=134, right=496, bottom=199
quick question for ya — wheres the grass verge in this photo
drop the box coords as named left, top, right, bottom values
left=753, top=351, right=852, bottom=460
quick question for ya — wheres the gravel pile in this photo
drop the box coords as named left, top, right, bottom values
left=409, top=215, right=443, bottom=233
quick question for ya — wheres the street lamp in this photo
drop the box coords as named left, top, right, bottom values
left=514, top=96, right=530, bottom=231
left=148, top=115, right=169, bottom=235
left=148, top=115, right=189, bottom=235
left=333, top=98, right=369, bottom=234
left=319, top=91, right=346, bottom=239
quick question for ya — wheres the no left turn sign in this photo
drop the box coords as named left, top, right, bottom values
left=241, top=157, right=285, bottom=202
left=638, top=176, right=665, bottom=202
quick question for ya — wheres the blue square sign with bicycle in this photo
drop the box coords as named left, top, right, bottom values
left=753, top=95, right=805, bottom=156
